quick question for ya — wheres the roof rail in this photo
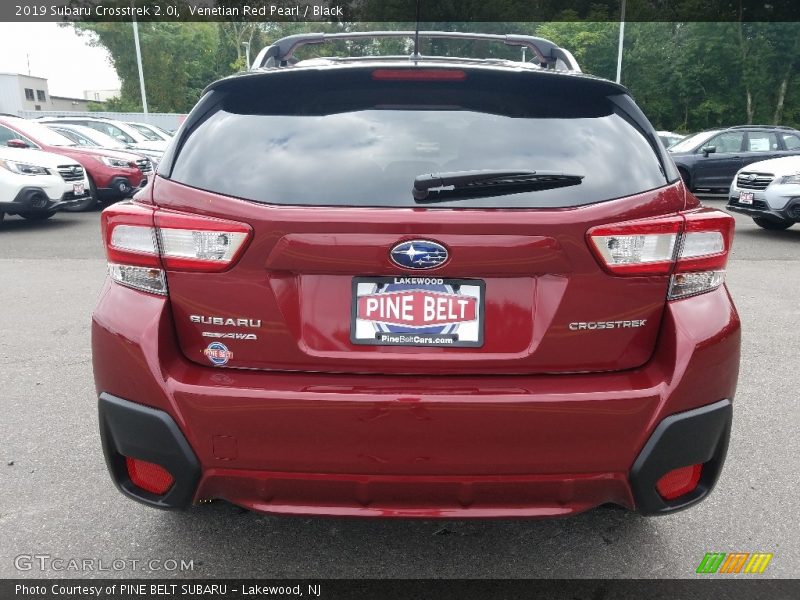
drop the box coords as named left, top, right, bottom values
left=251, top=31, right=581, bottom=72
left=726, top=124, right=794, bottom=130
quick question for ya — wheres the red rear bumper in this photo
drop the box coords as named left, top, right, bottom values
left=92, top=282, right=739, bottom=517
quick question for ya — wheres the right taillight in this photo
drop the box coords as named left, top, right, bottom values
left=588, top=208, right=734, bottom=300
left=100, top=201, right=252, bottom=296
left=670, top=209, right=734, bottom=300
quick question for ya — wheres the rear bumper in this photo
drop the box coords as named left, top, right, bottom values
left=92, top=283, right=740, bottom=517
left=98, top=393, right=732, bottom=517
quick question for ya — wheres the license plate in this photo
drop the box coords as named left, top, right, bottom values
left=739, top=191, right=754, bottom=204
left=351, top=276, right=485, bottom=347
left=73, top=183, right=85, bottom=196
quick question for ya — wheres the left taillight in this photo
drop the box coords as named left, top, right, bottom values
left=587, top=208, right=735, bottom=300
left=101, top=202, right=252, bottom=296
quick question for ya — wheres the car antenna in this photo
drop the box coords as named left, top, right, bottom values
left=411, top=0, right=422, bottom=62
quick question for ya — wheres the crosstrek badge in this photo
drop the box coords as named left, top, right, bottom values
left=351, top=276, right=485, bottom=347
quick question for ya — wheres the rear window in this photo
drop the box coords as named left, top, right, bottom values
left=170, top=71, right=668, bottom=208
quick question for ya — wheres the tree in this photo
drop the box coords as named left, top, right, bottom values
left=72, top=20, right=225, bottom=113
left=67, top=16, right=798, bottom=130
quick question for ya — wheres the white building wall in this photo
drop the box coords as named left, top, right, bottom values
left=84, top=89, right=121, bottom=102
left=0, top=73, right=52, bottom=113
left=0, top=74, right=22, bottom=114
left=47, top=97, right=93, bottom=112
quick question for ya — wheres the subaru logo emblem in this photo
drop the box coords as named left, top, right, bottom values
left=747, top=173, right=757, bottom=182
left=390, top=240, right=448, bottom=270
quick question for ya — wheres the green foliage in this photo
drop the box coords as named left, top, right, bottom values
left=538, top=19, right=799, bottom=131
left=73, top=20, right=223, bottom=112
left=71, top=19, right=799, bottom=129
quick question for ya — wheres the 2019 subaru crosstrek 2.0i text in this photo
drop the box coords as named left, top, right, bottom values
left=92, top=33, right=739, bottom=518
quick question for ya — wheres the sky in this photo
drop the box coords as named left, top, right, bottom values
left=0, top=22, right=120, bottom=98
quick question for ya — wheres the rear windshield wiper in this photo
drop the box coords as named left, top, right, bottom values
left=412, top=170, right=584, bottom=203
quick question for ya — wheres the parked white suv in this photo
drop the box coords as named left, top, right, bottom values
left=727, top=155, right=800, bottom=230
left=0, top=147, right=90, bottom=222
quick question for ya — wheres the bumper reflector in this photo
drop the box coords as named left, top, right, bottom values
left=655, top=464, right=702, bottom=500
left=125, top=457, right=174, bottom=495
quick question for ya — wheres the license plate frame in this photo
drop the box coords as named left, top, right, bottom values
left=350, top=276, right=485, bottom=348
left=739, top=191, right=754, bottom=205
left=73, top=183, right=85, bottom=196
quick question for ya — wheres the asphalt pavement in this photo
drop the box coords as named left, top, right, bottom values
left=0, top=198, right=798, bottom=579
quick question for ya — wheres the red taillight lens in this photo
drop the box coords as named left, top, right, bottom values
left=101, top=201, right=159, bottom=267
left=100, top=202, right=252, bottom=294
left=676, top=209, right=735, bottom=272
left=587, top=215, right=683, bottom=275
left=587, top=209, right=734, bottom=299
left=155, top=210, right=251, bottom=272
left=371, top=69, right=467, bottom=81
left=125, top=457, right=174, bottom=495
left=655, top=464, right=703, bottom=500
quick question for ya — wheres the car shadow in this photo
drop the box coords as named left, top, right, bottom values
left=151, top=500, right=659, bottom=578
left=734, top=226, right=800, bottom=242
left=0, top=214, right=85, bottom=233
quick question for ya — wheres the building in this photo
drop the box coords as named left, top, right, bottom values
left=0, top=73, right=95, bottom=114
left=48, top=95, right=95, bottom=112
left=84, top=89, right=120, bottom=102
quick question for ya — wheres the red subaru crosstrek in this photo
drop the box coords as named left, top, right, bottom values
left=93, top=32, right=739, bottom=518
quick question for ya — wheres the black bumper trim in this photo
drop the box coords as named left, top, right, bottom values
left=99, top=393, right=200, bottom=509
left=1, top=186, right=88, bottom=214
left=97, top=176, right=139, bottom=201
left=5, top=186, right=58, bottom=213
left=630, top=399, right=732, bottom=515
left=727, top=198, right=800, bottom=222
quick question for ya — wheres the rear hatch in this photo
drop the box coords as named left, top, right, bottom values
left=154, top=64, right=683, bottom=375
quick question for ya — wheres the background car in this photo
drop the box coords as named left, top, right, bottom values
left=669, top=125, right=800, bottom=193
left=47, top=124, right=104, bottom=149
left=46, top=123, right=161, bottom=169
left=657, top=130, right=685, bottom=148
left=727, top=155, right=800, bottom=230
left=0, top=145, right=89, bottom=221
left=0, top=115, right=152, bottom=212
left=126, top=121, right=174, bottom=142
left=37, top=116, right=170, bottom=155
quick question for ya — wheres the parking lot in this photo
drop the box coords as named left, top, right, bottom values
left=0, top=198, right=797, bottom=579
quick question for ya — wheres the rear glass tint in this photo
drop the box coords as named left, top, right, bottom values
left=170, top=71, right=668, bottom=208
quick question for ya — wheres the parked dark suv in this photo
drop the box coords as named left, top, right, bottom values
left=669, top=125, right=800, bottom=193
left=93, top=32, right=739, bottom=518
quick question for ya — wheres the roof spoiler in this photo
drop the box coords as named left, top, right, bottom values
left=251, top=31, right=581, bottom=73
